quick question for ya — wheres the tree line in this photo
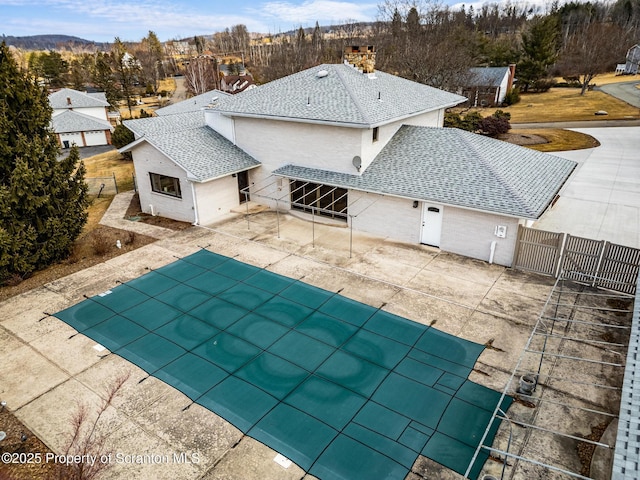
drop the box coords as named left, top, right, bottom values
left=9, top=0, right=640, bottom=107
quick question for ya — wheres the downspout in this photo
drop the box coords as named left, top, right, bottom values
left=191, top=181, right=200, bottom=226
left=489, top=240, right=497, bottom=264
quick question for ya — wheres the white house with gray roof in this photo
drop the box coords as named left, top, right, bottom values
left=48, top=88, right=113, bottom=147
left=121, top=56, right=576, bottom=266
left=462, top=65, right=516, bottom=107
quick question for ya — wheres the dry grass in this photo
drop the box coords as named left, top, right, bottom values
left=508, top=128, right=601, bottom=152
left=119, top=78, right=176, bottom=119
left=503, top=88, right=640, bottom=123
left=84, top=150, right=135, bottom=192
left=582, top=71, right=639, bottom=86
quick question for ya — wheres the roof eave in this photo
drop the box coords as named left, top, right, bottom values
left=211, top=110, right=370, bottom=128
left=191, top=163, right=261, bottom=183
left=211, top=96, right=466, bottom=129
left=274, top=169, right=527, bottom=220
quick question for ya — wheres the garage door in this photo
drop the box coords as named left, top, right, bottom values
left=84, top=130, right=108, bottom=146
left=60, top=132, right=83, bottom=148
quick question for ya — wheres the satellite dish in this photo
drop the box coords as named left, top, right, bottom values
left=352, top=156, right=362, bottom=171
left=316, top=69, right=329, bottom=78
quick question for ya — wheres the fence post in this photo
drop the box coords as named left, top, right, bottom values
left=113, top=172, right=119, bottom=194
left=593, top=241, right=608, bottom=287
left=553, top=232, right=567, bottom=278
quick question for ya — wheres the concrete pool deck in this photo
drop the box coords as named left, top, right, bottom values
left=0, top=197, right=630, bottom=479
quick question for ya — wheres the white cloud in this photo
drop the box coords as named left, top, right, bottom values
left=254, top=0, right=378, bottom=25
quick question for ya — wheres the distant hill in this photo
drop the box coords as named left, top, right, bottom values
left=1, top=34, right=108, bottom=51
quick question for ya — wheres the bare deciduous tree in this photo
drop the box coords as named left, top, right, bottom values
left=557, top=22, right=628, bottom=94
left=56, top=373, right=130, bottom=480
left=184, top=56, right=218, bottom=95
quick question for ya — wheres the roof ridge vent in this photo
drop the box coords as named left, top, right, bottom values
left=316, top=69, right=329, bottom=78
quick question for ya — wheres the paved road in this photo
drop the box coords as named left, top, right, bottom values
left=58, top=144, right=116, bottom=160
left=597, top=79, right=640, bottom=108
left=535, top=126, right=640, bottom=248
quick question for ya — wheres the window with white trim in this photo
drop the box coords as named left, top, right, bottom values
left=150, top=173, right=182, bottom=198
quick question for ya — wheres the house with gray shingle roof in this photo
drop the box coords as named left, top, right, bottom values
left=461, top=65, right=516, bottom=107
left=48, top=88, right=113, bottom=147
left=121, top=52, right=575, bottom=266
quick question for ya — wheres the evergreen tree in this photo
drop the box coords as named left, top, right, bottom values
left=518, top=15, right=560, bottom=91
left=0, top=42, right=89, bottom=283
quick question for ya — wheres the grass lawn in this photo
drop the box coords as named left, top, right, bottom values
left=120, top=77, right=177, bottom=119
left=84, top=149, right=136, bottom=192
left=503, top=87, right=639, bottom=123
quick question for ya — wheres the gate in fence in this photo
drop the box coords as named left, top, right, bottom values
left=513, top=225, right=640, bottom=295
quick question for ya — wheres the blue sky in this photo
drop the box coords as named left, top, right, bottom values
left=1, top=0, right=386, bottom=42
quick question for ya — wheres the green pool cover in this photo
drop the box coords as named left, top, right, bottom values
left=54, top=250, right=511, bottom=480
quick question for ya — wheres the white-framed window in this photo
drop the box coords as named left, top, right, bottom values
left=150, top=173, right=182, bottom=198
left=373, top=126, right=379, bottom=142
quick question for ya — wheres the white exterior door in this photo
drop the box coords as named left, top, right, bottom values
left=420, top=203, right=443, bottom=247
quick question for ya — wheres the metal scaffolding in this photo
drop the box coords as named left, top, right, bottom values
left=239, top=175, right=380, bottom=257
left=467, top=269, right=634, bottom=479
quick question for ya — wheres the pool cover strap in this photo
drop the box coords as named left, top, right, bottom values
left=54, top=249, right=511, bottom=480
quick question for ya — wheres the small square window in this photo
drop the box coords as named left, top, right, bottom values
left=150, top=173, right=182, bottom=198
left=373, top=127, right=379, bottom=142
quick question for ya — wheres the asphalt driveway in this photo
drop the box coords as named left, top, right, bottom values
left=598, top=79, right=640, bottom=108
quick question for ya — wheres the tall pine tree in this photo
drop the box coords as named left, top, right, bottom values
left=0, top=42, right=89, bottom=283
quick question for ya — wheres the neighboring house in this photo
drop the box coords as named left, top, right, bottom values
left=121, top=53, right=575, bottom=267
left=461, top=65, right=516, bottom=107
left=49, top=88, right=113, bottom=147
left=624, top=44, right=640, bottom=74
left=220, top=75, right=257, bottom=94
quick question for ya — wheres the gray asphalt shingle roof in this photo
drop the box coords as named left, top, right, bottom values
left=213, top=63, right=467, bottom=127
left=155, top=89, right=230, bottom=116
left=49, top=88, right=110, bottom=109
left=468, top=67, right=510, bottom=87
left=274, top=126, right=577, bottom=219
left=123, top=112, right=259, bottom=182
left=51, top=110, right=112, bottom=133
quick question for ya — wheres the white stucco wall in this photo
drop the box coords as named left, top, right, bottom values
left=234, top=117, right=363, bottom=176
left=349, top=192, right=422, bottom=244
left=194, top=175, right=243, bottom=225
left=440, top=206, right=519, bottom=267
left=497, top=73, right=510, bottom=104
left=132, top=142, right=195, bottom=223
left=205, top=111, right=235, bottom=143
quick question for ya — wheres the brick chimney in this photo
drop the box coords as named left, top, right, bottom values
left=343, top=46, right=376, bottom=75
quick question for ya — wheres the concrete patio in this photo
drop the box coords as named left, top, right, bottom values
left=0, top=201, right=632, bottom=479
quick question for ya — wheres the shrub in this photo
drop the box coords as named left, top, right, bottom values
left=493, top=109, right=511, bottom=121
left=123, top=231, right=136, bottom=245
left=503, top=87, right=521, bottom=106
left=461, top=111, right=483, bottom=132
left=480, top=115, right=511, bottom=137
left=444, top=112, right=463, bottom=128
left=90, top=231, right=111, bottom=255
left=111, top=124, right=134, bottom=149
left=531, top=77, right=556, bottom=92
